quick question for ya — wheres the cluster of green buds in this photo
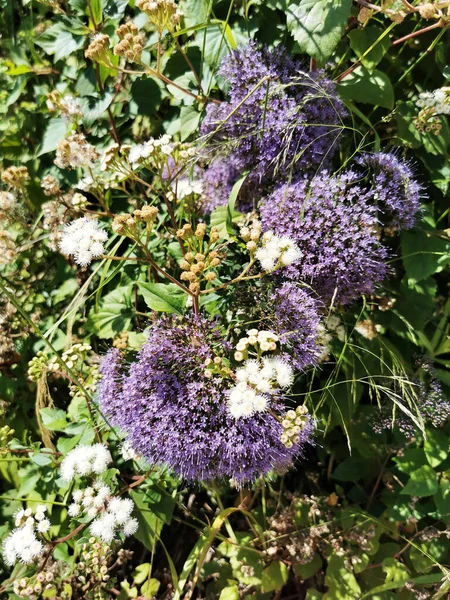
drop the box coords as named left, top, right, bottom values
left=234, top=329, right=279, bottom=362
left=280, top=406, right=309, bottom=449
left=1, top=165, right=30, bottom=190
left=177, top=223, right=224, bottom=293
left=113, top=22, right=145, bottom=62
left=0, top=230, right=16, bottom=264
left=113, top=331, right=129, bottom=350
left=239, top=217, right=262, bottom=256
left=0, top=424, right=15, bottom=453
left=73, top=539, right=112, bottom=591
left=203, top=355, right=233, bottom=380
left=136, top=0, right=182, bottom=34
left=112, top=205, right=159, bottom=239
left=85, top=34, right=113, bottom=67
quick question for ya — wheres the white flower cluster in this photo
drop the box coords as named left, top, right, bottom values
left=68, top=481, right=112, bottom=519
left=90, top=497, right=138, bottom=543
left=228, top=357, right=294, bottom=419
left=416, top=87, right=450, bottom=115
left=129, top=134, right=174, bottom=167
left=47, top=94, right=82, bottom=120
left=121, top=440, right=141, bottom=461
left=3, top=505, right=49, bottom=566
left=59, top=217, right=108, bottom=266
left=170, top=178, right=203, bottom=200
left=255, top=231, right=302, bottom=272
left=0, top=191, right=16, bottom=212
left=60, top=443, right=112, bottom=481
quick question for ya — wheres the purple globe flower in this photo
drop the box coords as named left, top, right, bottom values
left=357, top=152, right=422, bottom=229
left=269, top=282, right=321, bottom=370
left=98, top=315, right=314, bottom=483
left=200, top=42, right=345, bottom=213
left=259, top=171, right=388, bottom=305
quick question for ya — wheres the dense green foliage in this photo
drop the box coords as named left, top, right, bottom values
left=1, top=0, right=450, bottom=598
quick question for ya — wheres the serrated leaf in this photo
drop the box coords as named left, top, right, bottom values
left=35, top=22, right=85, bottom=61
left=286, top=0, right=352, bottom=65
left=180, top=0, right=210, bottom=28
left=87, top=285, right=134, bottom=339
left=138, top=282, right=187, bottom=315
left=338, top=66, right=394, bottom=109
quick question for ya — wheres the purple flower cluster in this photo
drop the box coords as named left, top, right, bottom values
left=357, top=152, right=422, bottom=229
left=259, top=171, right=388, bottom=305
left=99, top=315, right=314, bottom=483
left=269, top=282, right=321, bottom=369
left=200, top=42, right=345, bottom=212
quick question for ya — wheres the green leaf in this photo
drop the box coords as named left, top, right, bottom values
left=293, top=553, right=322, bottom=580
left=286, top=0, right=352, bottom=65
left=401, top=229, right=450, bottom=283
left=323, top=554, right=361, bottom=599
left=79, top=91, right=113, bottom=128
left=37, top=118, right=70, bottom=157
left=348, top=26, right=391, bottom=71
left=35, top=22, right=85, bottom=61
left=400, top=465, right=439, bottom=497
left=130, top=78, right=165, bottom=117
left=39, top=408, right=68, bottom=432
left=87, top=285, right=134, bottom=339
left=180, top=0, right=210, bottom=28
left=338, top=66, right=394, bottom=109
left=130, top=490, right=163, bottom=552
left=433, top=479, right=450, bottom=517
left=141, top=579, right=160, bottom=597
left=89, top=0, right=103, bottom=25
left=424, top=428, right=449, bottom=467
left=261, top=560, right=289, bottom=593
left=179, top=105, right=201, bottom=141
left=103, top=0, right=129, bottom=18
left=219, top=585, right=240, bottom=600
left=138, top=282, right=187, bottom=315
left=133, top=563, right=151, bottom=585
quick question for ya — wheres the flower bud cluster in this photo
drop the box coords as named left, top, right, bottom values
left=46, top=91, right=82, bottom=121
left=0, top=230, right=16, bottom=264
left=136, top=0, right=182, bottom=33
left=55, top=133, right=99, bottom=170
left=114, top=22, right=145, bottom=62
left=2, top=505, right=49, bottom=566
left=178, top=224, right=223, bottom=292
left=354, top=318, right=378, bottom=340
left=85, top=33, right=112, bottom=65
left=234, top=328, right=279, bottom=362
left=280, top=406, right=309, bottom=448
left=0, top=191, right=16, bottom=222
left=1, top=165, right=30, bottom=190
left=59, top=217, right=108, bottom=266
left=415, top=87, right=450, bottom=134
left=316, top=315, right=345, bottom=362
left=0, top=424, right=15, bottom=452
left=13, top=568, right=56, bottom=599
left=113, top=330, right=129, bottom=349
left=112, top=205, right=159, bottom=238
left=74, top=538, right=113, bottom=590
left=60, top=443, right=112, bottom=482
left=41, top=174, right=62, bottom=196
left=255, top=231, right=302, bottom=272
left=228, top=355, right=294, bottom=419
left=239, top=218, right=262, bottom=254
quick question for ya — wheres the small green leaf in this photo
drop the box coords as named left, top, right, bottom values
left=294, top=553, right=322, bottom=580
left=39, top=408, right=68, bottom=432
left=133, top=563, right=151, bottom=585
left=286, top=0, right=352, bottom=65
left=323, top=554, right=361, bottom=599
left=261, top=560, right=289, bottom=593
left=179, top=105, right=201, bottom=141
left=400, top=465, right=439, bottom=497
left=338, top=66, right=394, bottom=109
left=138, top=282, right=188, bottom=315
left=219, top=585, right=239, bottom=600
left=35, top=22, right=85, bottom=61
left=141, top=579, right=160, bottom=597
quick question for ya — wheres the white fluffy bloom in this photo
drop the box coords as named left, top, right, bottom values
left=89, top=496, right=137, bottom=542
left=72, top=490, right=84, bottom=503
left=36, top=519, right=51, bottom=534
left=416, top=87, right=450, bottom=114
left=59, top=217, right=108, bottom=266
left=68, top=503, right=81, bottom=517
left=121, top=440, right=141, bottom=461
left=256, top=232, right=301, bottom=272
left=0, top=191, right=16, bottom=211
left=76, top=176, right=94, bottom=192
left=171, top=178, right=203, bottom=199
left=2, top=526, right=43, bottom=566
left=59, top=443, right=112, bottom=482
